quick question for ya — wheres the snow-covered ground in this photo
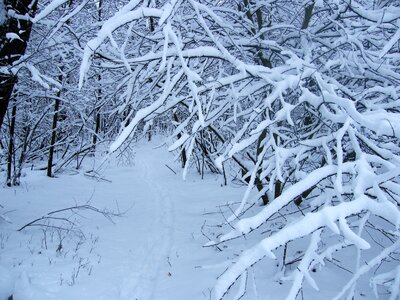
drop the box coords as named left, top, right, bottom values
left=0, top=140, right=392, bottom=300
left=0, top=140, right=244, bottom=300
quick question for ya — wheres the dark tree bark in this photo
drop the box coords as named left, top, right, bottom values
left=92, top=0, right=102, bottom=153
left=0, top=0, right=38, bottom=133
left=47, top=0, right=74, bottom=176
left=301, top=1, right=315, bottom=30
left=172, top=112, right=187, bottom=168
left=6, top=98, right=16, bottom=186
left=47, top=81, right=61, bottom=177
left=92, top=74, right=102, bottom=152
left=47, top=73, right=64, bottom=178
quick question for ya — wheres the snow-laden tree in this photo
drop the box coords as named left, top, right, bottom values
left=0, top=0, right=122, bottom=182
left=0, top=0, right=91, bottom=132
left=6, top=0, right=396, bottom=298
left=0, top=0, right=39, bottom=132
left=78, top=0, right=400, bottom=298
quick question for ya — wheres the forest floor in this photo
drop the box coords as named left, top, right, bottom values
left=0, top=139, right=245, bottom=300
left=0, top=139, right=379, bottom=300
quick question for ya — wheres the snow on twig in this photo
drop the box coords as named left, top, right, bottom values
left=214, top=197, right=400, bottom=300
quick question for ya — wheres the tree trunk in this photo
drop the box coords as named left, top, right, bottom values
left=92, top=75, right=101, bottom=153
left=14, top=123, right=29, bottom=186
left=47, top=0, right=74, bottom=175
left=0, top=0, right=38, bottom=132
left=173, top=112, right=187, bottom=168
left=92, top=105, right=101, bottom=151
left=301, top=1, right=315, bottom=30
left=47, top=97, right=60, bottom=177
left=0, top=75, right=16, bottom=133
left=241, top=0, right=271, bottom=203
left=6, top=99, right=16, bottom=186
left=91, top=0, right=102, bottom=153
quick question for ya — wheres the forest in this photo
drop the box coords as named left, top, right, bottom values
left=0, top=0, right=400, bottom=299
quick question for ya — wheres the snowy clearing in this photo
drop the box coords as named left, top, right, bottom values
left=0, top=140, right=241, bottom=300
left=1, top=140, right=396, bottom=300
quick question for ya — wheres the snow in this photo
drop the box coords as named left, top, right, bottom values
left=285, top=230, right=322, bottom=300
left=212, top=163, right=355, bottom=243
left=0, top=140, right=243, bottom=300
left=379, top=26, right=400, bottom=58
left=0, top=265, right=13, bottom=300
left=79, top=6, right=163, bottom=89
left=158, top=0, right=176, bottom=26
left=214, top=195, right=400, bottom=300
left=371, top=265, right=400, bottom=300
left=32, top=0, right=69, bottom=24
left=5, top=32, right=22, bottom=42
left=350, top=3, right=400, bottom=23
left=2, top=0, right=400, bottom=298
left=25, top=64, right=50, bottom=90
left=333, top=238, right=400, bottom=300
left=109, top=68, right=184, bottom=153
left=0, top=0, right=6, bottom=25
left=1, top=138, right=400, bottom=300
left=168, top=133, right=189, bottom=152
left=47, top=0, right=91, bottom=40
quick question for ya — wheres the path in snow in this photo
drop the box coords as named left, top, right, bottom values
left=119, top=151, right=174, bottom=300
left=1, top=140, right=388, bottom=300
left=0, top=140, right=243, bottom=300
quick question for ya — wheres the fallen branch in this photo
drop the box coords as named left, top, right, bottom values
left=165, top=164, right=177, bottom=174
left=18, top=204, right=121, bottom=232
left=84, top=170, right=112, bottom=183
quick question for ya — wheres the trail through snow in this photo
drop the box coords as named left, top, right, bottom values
left=0, top=140, right=386, bottom=300
left=119, top=153, right=174, bottom=300
left=0, top=140, right=243, bottom=300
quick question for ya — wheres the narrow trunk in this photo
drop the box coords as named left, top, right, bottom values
left=92, top=107, right=101, bottom=150
left=301, top=1, right=315, bottom=30
left=6, top=100, right=17, bottom=186
left=292, top=0, right=315, bottom=205
left=47, top=98, right=60, bottom=177
left=173, top=112, right=187, bottom=168
left=146, top=8, right=155, bottom=143
left=92, top=75, right=101, bottom=153
left=14, top=124, right=29, bottom=186
left=256, top=128, right=269, bottom=204
left=273, top=131, right=282, bottom=199
left=241, top=0, right=272, bottom=204
left=242, top=0, right=272, bottom=68
left=91, top=0, right=102, bottom=153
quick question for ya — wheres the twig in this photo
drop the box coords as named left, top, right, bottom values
left=201, top=220, right=223, bottom=251
left=18, top=216, right=75, bottom=231
left=18, top=204, right=122, bottom=232
left=165, top=164, right=177, bottom=174
left=84, top=171, right=112, bottom=183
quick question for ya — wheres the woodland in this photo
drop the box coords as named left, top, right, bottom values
left=0, top=0, right=400, bottom=299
